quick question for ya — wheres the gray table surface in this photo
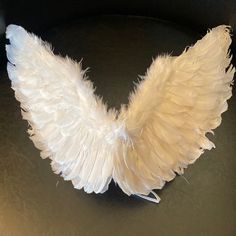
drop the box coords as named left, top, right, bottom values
left=0, top=15, right=235, bottom=236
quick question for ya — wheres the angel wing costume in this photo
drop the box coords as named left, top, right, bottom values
left=6, top=24, right=235, bottom=203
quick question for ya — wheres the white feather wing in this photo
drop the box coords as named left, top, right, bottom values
left=6, top=24, right=235, bottom=202
left=6, top=24, right=121, bottom=194
left=114, top=26, right=235, bottom=198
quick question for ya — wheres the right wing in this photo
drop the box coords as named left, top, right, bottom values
left=6, top=24, right=122, bottom=194
left=114, top=25, right=235, bottom=201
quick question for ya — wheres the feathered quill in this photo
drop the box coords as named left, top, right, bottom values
left=6, top=25, right=235, bottom=203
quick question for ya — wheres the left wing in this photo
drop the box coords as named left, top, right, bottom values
left=6, top=25, right=125, bottom=194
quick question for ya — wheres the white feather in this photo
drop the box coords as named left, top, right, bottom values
left=6, top=24, right=235, bottom=202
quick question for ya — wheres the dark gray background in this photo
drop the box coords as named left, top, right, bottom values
left=0, top=1, right=236, bottom=236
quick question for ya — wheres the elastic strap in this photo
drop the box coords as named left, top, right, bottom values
left=136, top=191, right=161, bottom=204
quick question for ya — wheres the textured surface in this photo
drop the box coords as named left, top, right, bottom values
left=0, top=15, right=236, bottom=236
left=2, top=0, right=236, bottom=48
